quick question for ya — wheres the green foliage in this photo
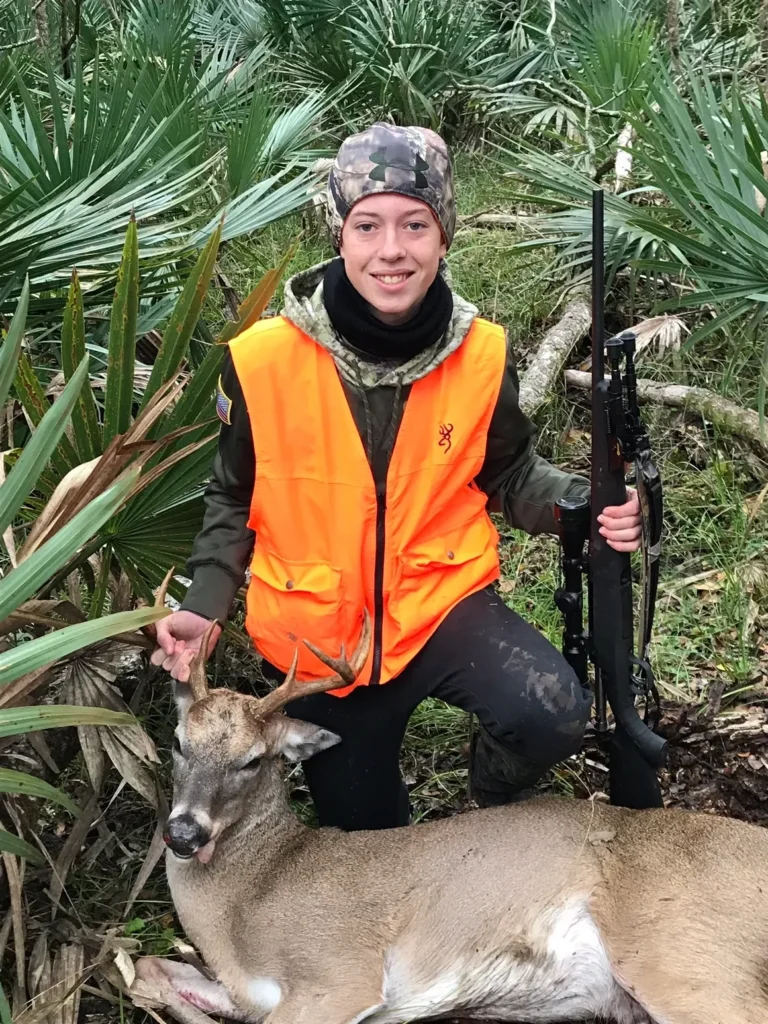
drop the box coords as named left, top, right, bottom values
left=0, top=12, right=323, bottom=317
left=0, top=287, right=169, bottom=859
left=200, top=0, right=514, bottom=139
left=11, top=220, right=289, bottom=605
left=495, top=63, right=768, bottom=413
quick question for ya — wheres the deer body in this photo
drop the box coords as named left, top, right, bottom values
left=133, top=620, right=768, bottom=1024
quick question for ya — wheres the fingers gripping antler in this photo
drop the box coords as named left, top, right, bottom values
left=187, top=621, right=219, bottom=703
left=253, top=609, right=372, bottom=719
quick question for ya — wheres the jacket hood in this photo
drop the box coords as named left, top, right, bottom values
left=281, top=258, right=479, bottom=388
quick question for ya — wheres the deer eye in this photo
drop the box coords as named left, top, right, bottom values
left=172, top=735, right=183, bottom=757
left=238, top=755, right=261, bottom=772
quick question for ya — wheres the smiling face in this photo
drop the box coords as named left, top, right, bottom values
left=338, top=193, right=447, bottom=325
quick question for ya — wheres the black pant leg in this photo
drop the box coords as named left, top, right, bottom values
left=412, top=585, right=593, bottom=804
left=264, top=667, right=428, bottom=831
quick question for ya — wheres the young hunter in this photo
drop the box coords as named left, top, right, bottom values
left=151, top=124, right=642, bottom=830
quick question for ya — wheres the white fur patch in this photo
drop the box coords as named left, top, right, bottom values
left=379, top=898, right=649, bottom=1024
left=344, top=1006, right=384, bottom=1024
left=247, top=976, right=282, bottom=1012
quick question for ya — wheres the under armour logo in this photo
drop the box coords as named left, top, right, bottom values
left=438, top=423, right=454, bottom=452
left=368, top=147, right=430, bottom=190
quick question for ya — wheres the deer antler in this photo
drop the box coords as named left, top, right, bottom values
left=252, top=609, right=372, bottom=719
left=187, top=621, right=219, bottom=703
left=138, top=566, right=176, bottom=644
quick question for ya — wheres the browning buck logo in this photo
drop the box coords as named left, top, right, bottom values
left=438, top=423, right=454, bottom=452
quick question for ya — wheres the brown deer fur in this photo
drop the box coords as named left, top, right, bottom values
left=132, top=621, right=768, bottom=1024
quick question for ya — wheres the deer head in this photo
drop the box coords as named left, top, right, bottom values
left=163, top=612, right=371, bottom=864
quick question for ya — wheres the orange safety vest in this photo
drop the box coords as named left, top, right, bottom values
left=228, top=315, right=507, bottom=696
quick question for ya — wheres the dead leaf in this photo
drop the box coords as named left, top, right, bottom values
left=0, top=452, right=17, bottom=568
left=745, top=481, right=768, bottom=523
left=27, top=931, right=50, bottom=1006
left=694, top=578, right=724, bottom=593
left=52, top=943, right=86, bottom=1024
left=125, top=783, right=169, bottom=916
left=28, top=733, right=60, bottom=774
left=562, top=428, right=591, bottom=445
left=0, top=667, right=53, bottom=710
left=99, top=730, right=158, bottom=808
left=60, top=651, right=159, bottom=805
left=113, top=948, right=135, bottom=989
left=48, top=790, right=99, bottom=918
left=4, top=851, right=27, bottom=1013
left=76, top=726, right=106, bottom=794
left=630, top=314, right=690, bottom=358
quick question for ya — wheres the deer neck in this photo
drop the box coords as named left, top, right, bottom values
left=215, top=758, right=308, bottom=867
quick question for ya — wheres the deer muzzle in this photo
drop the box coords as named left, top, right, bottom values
left=164, top=812, right=212, bottom=861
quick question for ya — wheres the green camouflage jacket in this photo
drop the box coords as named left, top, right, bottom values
left=180, top=260, right=590, bottom=623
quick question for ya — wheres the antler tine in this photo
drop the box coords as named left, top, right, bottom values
left=251, top=648, right=301, bottom=719
left=253, top=610, right=372, bottom=719
left=187, top=621, right=218, bottom=703
left=139, top=566, right=176, bottom=643
left=155, top=566, right=175, bottom=608
left=303, top=607, right=372, bottom=682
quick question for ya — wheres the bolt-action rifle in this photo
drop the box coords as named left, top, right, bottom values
left=554, top=189, right=667, bottom=809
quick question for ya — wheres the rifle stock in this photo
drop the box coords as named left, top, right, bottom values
left=555, top=189, right=667, bottom=810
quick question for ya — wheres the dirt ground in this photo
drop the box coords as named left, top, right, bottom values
left=583, top=699, right=768, bottom=821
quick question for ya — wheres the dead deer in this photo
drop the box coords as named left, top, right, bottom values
left=132, top=612, right=768, bottom=1024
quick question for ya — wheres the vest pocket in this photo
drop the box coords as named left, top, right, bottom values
left=246, top=545, right=343, bottom=670
left=388, top=513, right=498, bottom=647
left=399, top=512, right=495, bottom=573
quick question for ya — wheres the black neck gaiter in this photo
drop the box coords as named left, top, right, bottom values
left=323, top=258, right=453, bottom=362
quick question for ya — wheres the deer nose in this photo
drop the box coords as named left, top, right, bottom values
left=163, top=814, right=211, bottom=858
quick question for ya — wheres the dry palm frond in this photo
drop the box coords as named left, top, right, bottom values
left=630, top=314, right=690, bottom=358
left=59, top=649, right=159, bottom=806
left=17, top=939, right=87, bottom=1024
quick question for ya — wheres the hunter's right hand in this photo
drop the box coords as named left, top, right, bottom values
left=151, top=610, right=222, bottom=683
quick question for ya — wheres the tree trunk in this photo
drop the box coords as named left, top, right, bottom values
left=565, top=370, right=768, bottom=454
left=31, top=0, right=49, bottom=46
left=518, top=290, right=591, bottom=416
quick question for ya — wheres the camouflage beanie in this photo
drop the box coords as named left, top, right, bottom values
left=326, top=122, right=456, bottom=251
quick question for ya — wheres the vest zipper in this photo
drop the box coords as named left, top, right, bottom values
left=370, top=477, right=387, bottom=685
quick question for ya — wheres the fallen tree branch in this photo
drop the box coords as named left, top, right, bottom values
left=565, top=370, right=768, bottom=454
left=518, top=290, right=591, bottom=416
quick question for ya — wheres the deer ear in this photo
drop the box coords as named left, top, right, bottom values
left=264, top=715, right=341, bottom=762
left=172, top=680, right=193, bottom=721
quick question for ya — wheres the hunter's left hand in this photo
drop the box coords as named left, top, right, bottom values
left=598, top=487, right=642, bottom=552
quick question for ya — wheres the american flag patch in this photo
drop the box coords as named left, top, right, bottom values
left=215, top=375, right=232, bottom=425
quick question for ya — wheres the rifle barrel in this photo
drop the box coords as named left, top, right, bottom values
left=591, top=189, right=605, bottom=384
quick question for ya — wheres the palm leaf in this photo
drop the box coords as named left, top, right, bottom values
left=0, top=606, right=168, bottom=687
left=0, top=768, right=78, bottom=814
left=0, top=829, right=42, bottom=865
left=0, top=468, right=139, bottom=620
left=103, top=216, right=140, bottom=444
left=0, top=278, right=27, bottom=409
left=61, top=270, right=101, bottom=462
left=0, top=706, right=135, bottom=736
left=139, top=220, right=223, bottom=412
left=1, top=359, right=90, bottom=538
